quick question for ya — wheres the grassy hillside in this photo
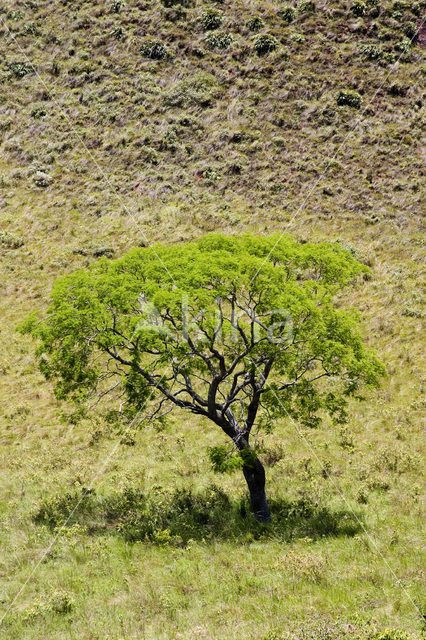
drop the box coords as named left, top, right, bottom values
left=0, top=0, right=425, bottom=638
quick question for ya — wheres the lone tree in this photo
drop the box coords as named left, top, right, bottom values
left=23, top=234, right=384, bottom=522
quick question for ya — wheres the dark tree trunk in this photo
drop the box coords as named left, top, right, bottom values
left=242, top=457, right=271, bottom=523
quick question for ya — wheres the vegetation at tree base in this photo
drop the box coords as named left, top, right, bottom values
left=24, top=234, right=385, bottom=522
left=0, top=0, right=424, bottom=637
left=34, top=483, right=362, bottom=545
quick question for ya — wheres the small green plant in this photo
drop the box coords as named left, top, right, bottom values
left=140, top=39, right=169, bottom=59
left=391, top=0, right=409, bottom=18
left=138, top=145, right=159, bottom=165
left=7, top=61, right=34, bottom=78
left=351, top=1, right=367, bottom=16
left=204, top=32, right=233, bottom=50
left=361, top=43, right=383, bottom=60
left=247, top=16, right=264, bottom=32
left=200, top=8, right=223, bottom=31
left=394, top=37, right=411, bottom=53
left=278, top=6, right=296, bottom=23
left=110, top=0, right=126, bottom=12
left=50, top=590, right=74, bottom=614
left=371, top=630, right=412, bottom=640
left=22, top=590, right=74, bottom=621
left=165, top=72, right=217, bottom=107
left=31, top=104, right=47, bottom=118
left=33, top=171, right=53, bottom=187
left=403, top=22, right=418, bottom=39
left=336, top=89, right=362, bottom=109
left=162, top=0, right=193, bottom=6
left=7, top=10, right=24, bottom=20
left=253, top=34, right=279, bottom=55
left=110, top=25, right=125, bottom=40
left=23, top=23, right=39, bottom=35
left=0, top=231, right=24, bottom=249
left=298, top=0, right=315, bottom=12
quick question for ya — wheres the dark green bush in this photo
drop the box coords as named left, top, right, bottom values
left=31, top=104, right=47, bottom=118
left=34, top=485, right=361, bottom=545
left=204, top=32, right=233, bottom=50
left=253, top=33, right=279, bottom=55
left=387, top=82, right=408, bottom=96
left=247, top=16, right=264, bottom=32
left=23, top=23, right=39, bottom=36
left=278, top=6, right=296, bottom=23
left=336, top=89, right=362, bottom=109
left=390, top=1, right=409, bottom=18
left=140, top=39, right=169, bottom=59
left=403, top=22, right=417, bottom=39
left=7, top=61, right=34, bottom=78
left=110, top=25, right=125, bottom=40
left=138, top=145, right=159, bottom=165
left=162, top=0, right=193, bottom=6
left=351, top=1, right=367, bottom=16
left=110, top=0, right=126, bottom=12
left=200, top=8, right=223, bottom=31
left=298, top=1, right=316, bottom=12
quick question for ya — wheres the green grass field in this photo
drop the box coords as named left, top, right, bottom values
left=0, top=0, right=425, bottom=638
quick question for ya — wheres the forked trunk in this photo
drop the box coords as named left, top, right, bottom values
left=242, top=456, right=271, bottom=523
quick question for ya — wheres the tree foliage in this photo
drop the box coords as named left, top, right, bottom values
left=22, top=233, right=385, bottom=447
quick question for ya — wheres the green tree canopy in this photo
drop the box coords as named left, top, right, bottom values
left=22, top=233, right=385, bottom=521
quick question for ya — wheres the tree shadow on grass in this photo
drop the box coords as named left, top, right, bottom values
left=34, top=484, right=362, bottom=545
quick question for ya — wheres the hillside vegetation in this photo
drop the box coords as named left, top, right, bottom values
left=0, top=0, right=425, bottom=638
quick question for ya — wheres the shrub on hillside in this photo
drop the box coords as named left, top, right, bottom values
left=162, top=0, right=193, bottom=5
left=351, top=1, right=367, bottom=16
left=247, top=16, right=264, bottom=32
left=403, top=21, right=418, bottom=39
left=138, top=145, right=159, bottom=165
left=110, top=25, right=125, bottom=40
left=164, top=5, right=187, bottom=22
left=371, top=630, right=413, bottom=640
left=200, top=8, right=223, bottom=31
left=298, top=1, right=316, bottom=12
left=31, top=104, right=47, bottom=118
left=253, top=33, right=279, bottom=55
left=164, top=72, right=218, bottom=107
left=335, top=89, right=362, bottom=108
left=0, top=231, right=24, bottom=249
left=204, top=32, right=233, bottom=50
left=34, top=485, right=361, bottom=544
left=290, top=32, right=305, bottom=43
left=33, top=171, right=53, bottom=187
left=140, top=39, right=169, bottom=59
left=361, top=43, right=383, bottom=60
left=7, top=61, right=34, bottom=78
left=387, top=82, right=408, bottom=96
left=110, top=0, right=126, bottom=12
left=394, top=37, right=411, bottom=53
left=278, top=6, right=296, bottom=23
